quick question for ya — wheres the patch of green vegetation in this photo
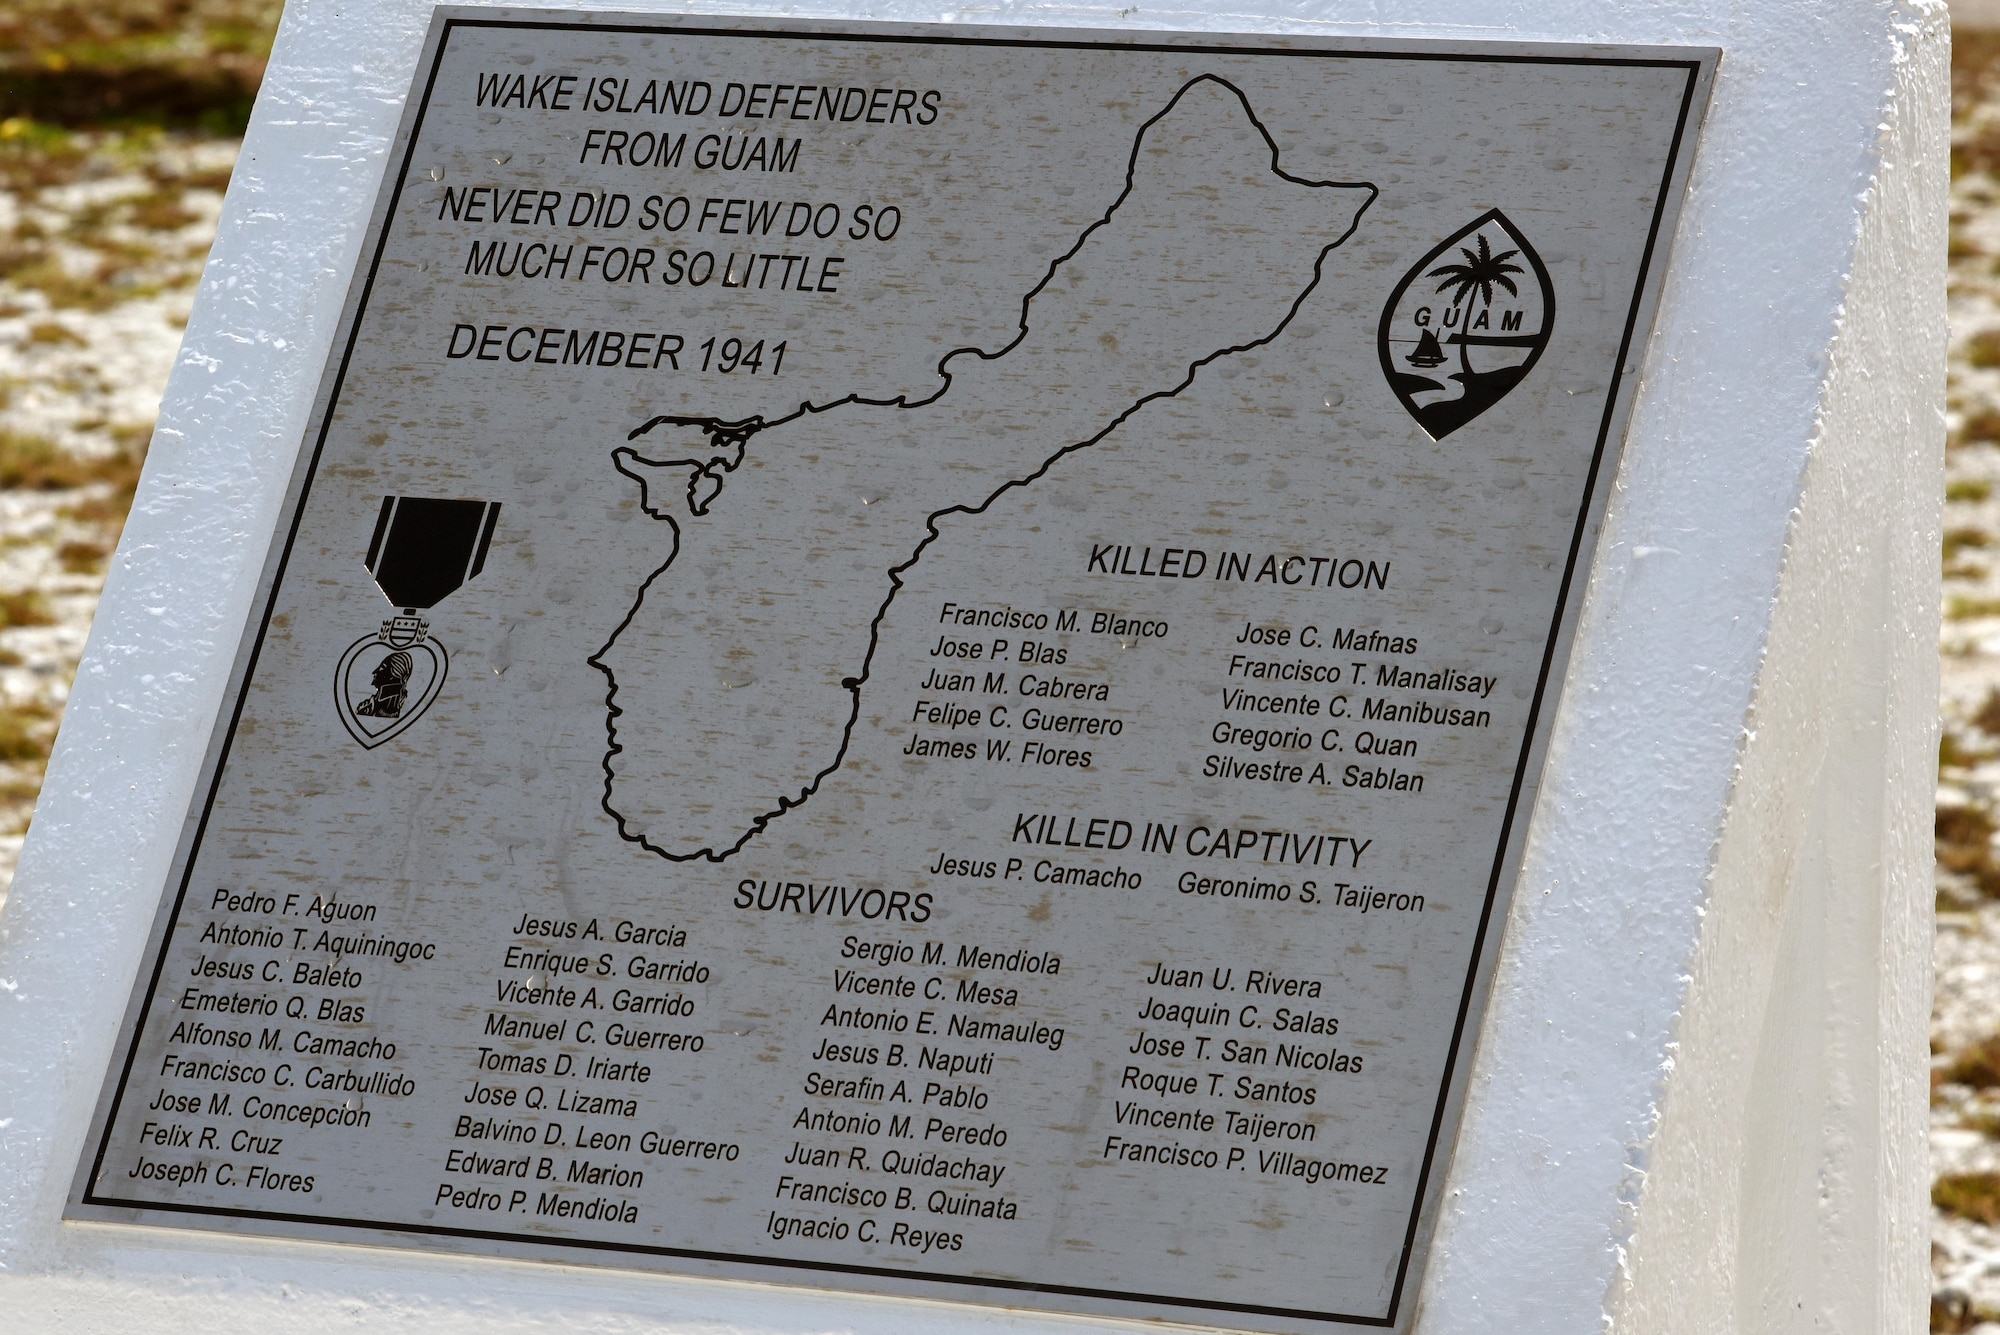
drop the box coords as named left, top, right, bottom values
left=3, top=219, right=167, bottom=309
left=106, top=422, right=152, bottom=453
left=25, top=321, right=85, bottom=347
left=0, top=700, right=55, bottom=765
left=0, top=117, right=87, bottom=193
left=1956, top=30, right=2000, bottom=116
left=0, top=717, right=51, bottom=764
left=1968, top=330, right=2000, bottom=370
left=0, top=235, right=45, bottom=287
left=57, top=539, right=108, bottom=574
left=127, top=187, right=195, bottom=231
left=0, top=430, right=142, bottom=492
left=1947, top=1033, right=2000, bottom=1089
left=1933, top=1289, right=2000, bottom=1334
left=1936, top=1171, right=2000, bottom=1224
left=1947, top=527, right=1993, bottom=561
left=1950, top=478, right=1994, bottom=503
left=1944, top=730, right=1985, bottom=771
left=2, top=256, right=120, bottom=311
left=0, top=0, right=282, bottom=132
left=1938, top=804, right=2000, bottom=897
left=1947, top=595, right=2000, bottom=621
left=0, top=592, right=56, bottom=630
left=1958, top=408, right=2000, bottom=449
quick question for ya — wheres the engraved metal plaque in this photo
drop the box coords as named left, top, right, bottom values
left=70, top=14, right=1712, bottom=1331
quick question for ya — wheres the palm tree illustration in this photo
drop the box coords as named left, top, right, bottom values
left=1428, top=233, right=1523, bottom=380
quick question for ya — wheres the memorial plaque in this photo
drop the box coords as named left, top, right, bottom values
left=68, top=14, right=1712, bottom=1331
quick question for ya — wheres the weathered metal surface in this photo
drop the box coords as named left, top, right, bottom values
left=67, top=14, right=1710, bottom=1331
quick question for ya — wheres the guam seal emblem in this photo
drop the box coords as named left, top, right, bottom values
left=335, top=495, right=500, bottom=749
left=1379, top=209, right=1554, bottom=440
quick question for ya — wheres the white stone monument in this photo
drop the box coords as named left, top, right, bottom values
left=0, top=1, right=1944, bottom=1333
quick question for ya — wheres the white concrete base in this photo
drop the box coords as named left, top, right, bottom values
left=0, top=0, right=1945, bottom=1332
left=1421, top=13, right=1947, bottom=1329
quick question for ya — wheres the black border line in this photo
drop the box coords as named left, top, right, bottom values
left=1378, top=58, right=1707, bottom=1317
left=430, top=13, right=1709, bottom=68
left=76, top=22, right=459, bottom=1215
left=70, top=14, right=1715, bottom=1335
left=73, top=1194, right=1397, bottom=1326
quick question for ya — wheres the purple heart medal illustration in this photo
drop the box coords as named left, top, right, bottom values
left=334, top=495, right=500, bottom=748
left=1379, top=209, right=1555, bottom=439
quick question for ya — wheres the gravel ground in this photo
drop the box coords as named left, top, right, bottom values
left=1926, top=43, right=2000, bottom=1333
left=0, top=55, right=1985, bottom=1331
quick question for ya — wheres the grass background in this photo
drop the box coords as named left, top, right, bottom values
left=2, top=0, right=280, bottom=133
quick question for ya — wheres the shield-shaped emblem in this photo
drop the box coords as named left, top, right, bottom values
left=1378, top=210, right=1554, bottom=440
left=332, top=495, right=499, bottom=748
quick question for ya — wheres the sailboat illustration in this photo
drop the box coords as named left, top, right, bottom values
left=1405, top=327, right=1448, bottom=369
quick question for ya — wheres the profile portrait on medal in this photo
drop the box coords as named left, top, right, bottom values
left=334, top=494, right=500, bottom=749
left=353, top=650, right=413, bottom=718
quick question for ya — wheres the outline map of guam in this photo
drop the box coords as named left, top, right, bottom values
left=590, top=74, right=1377, bottom=861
